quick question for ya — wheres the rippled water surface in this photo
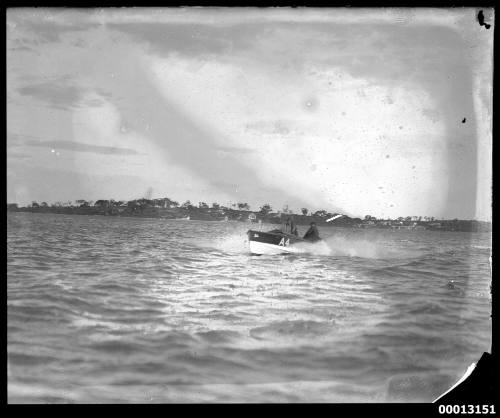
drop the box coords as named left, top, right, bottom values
left=7, top=213, right=492, bottom=403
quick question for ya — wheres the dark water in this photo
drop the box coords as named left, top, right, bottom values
left=7, top=213, right=492, bottom=403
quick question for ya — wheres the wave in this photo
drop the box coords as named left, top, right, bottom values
left=249, top=320, right=334, bottom=340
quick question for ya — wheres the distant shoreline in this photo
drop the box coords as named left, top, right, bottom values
left=7, top=202, right=492, bottom=233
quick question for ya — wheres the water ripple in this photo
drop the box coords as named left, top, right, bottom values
left=7, top=213, right=492, bottom=403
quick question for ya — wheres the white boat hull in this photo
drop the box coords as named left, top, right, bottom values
left=248, top=240, right=303, bottom=255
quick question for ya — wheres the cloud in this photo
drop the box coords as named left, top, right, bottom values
left=107, top=22, right=239, bottom=57
left=215, top=146, right=255, bottom=155
left=7, top=132, right=39, bottom=143
left=8, top=10, right=101, bottom=44
left=7, top=39, right=34, bottom=52
left=71, top=8, right=466, bottom=28
left=15, top=81, right=112, bottom=110
left=17, top=82, right=85, bottom=110
left=24, top=139, right=140, bottom=156
left=210, top=180, right=238, bottom=190
left=245, top=120, right=301, bottom=136
left=420, top=108, right=442, bottom=123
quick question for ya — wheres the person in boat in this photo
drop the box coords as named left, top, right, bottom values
left=303, top=222, right=320, bottom=242
left=285, top=218, right=298, bottom=236
left=284, top=217, right=291, bottom=233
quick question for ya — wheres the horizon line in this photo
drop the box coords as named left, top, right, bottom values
left=6, top=199, right=492, bottom=223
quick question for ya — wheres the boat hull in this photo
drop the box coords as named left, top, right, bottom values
left=247, top=229, right=305, bottom=255
left=248, top=240, right=303, bottom=255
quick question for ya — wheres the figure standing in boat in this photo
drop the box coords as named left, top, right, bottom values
left=303, top=222, right=321, bottom=242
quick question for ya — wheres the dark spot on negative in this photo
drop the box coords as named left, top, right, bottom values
left=462, top=118, right=466, bottom=123
left=477, top=10, right=491, bottom=29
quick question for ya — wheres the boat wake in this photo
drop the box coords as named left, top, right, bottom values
left=306, top=235, right=417, bottom=259
left=194, top=232, right=417, bottom=260
left=264, top=235, right=420, bottom=259
left=323, top=236, right=387, bottom=258
left=192, top=234, right=249, bottom=254
left=275, top=238, right=383, bottom=258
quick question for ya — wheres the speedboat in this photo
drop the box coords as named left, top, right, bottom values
left=247, top=229, right=316, bottom=255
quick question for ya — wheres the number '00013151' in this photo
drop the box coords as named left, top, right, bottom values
left=438, top=405, right=496, bottom=414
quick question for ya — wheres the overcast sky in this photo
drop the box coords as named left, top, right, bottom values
left=7, top=8, right=493, bottom=220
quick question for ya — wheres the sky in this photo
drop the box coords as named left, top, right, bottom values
left=7, top=8, right=493, bottom=220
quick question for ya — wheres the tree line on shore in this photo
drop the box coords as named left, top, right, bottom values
left=6, top=197, right=491, bottom=232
